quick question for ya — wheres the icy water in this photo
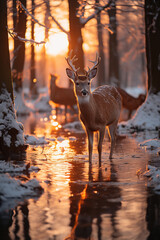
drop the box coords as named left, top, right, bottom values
left=1, top=111, right=160, bottom=240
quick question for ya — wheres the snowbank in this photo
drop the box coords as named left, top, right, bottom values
left=119, top=93, right=160, bottom=131
left=140, top=138, right=160, bottom=154
left=14, top=90, right=33, bottom=115
left=143, top=165, right=160, bottom=194
left=0, top=174, right=42, bottom=199
left=0, top=88, right=26, bottom=152
left=0, top=160, right=39, bottom=173
left=25, top=134, right=49, bottom=145
left=0, top=160, right=43, bottom=212
left=14, top=87, right=52, bottom=115
left=34, top=94, right=52, bottom=112
left=64, top=121, right=84, bottom=133
left=125, top=86, right=145, bottom=97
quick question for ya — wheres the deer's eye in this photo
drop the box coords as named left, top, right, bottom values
left=76, top=82, right=79, bottom=86
left=88, top=82, right=90, bottom=85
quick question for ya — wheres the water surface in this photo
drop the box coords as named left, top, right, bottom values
left=1, top=111, right=160, bottom=240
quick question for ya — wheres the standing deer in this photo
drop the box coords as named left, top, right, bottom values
left=66, top=52, right=122, bottom=162
left=116, top=87, right=146, bottom=119
left=50, top=74, right=77, bottom=116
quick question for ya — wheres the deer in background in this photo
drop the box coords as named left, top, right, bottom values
left=116, top=87, right=146, bottom=119
left=50, top=74, right=77, bottom=116
left=66, top=52, right=122, bottom=162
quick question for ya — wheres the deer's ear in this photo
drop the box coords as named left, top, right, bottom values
left=66, top=68, right=76, bottom=82
left=88, top=68, right=97, bottom=80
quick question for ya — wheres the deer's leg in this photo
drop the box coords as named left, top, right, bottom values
left=108, top=120, right=118, bottom=159
left=56, top=106, right=58, bottom=116
left=86, top=128, right=93, bottom=163
left=98, top=127, right=105, bottom=165
left=64, top=105, right=67, bottom=115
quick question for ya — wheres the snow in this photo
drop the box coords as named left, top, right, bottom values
left=0, top=174, right=41, bottom=199
left=143, top=165, right=160, bottom=194
left=34, top=94, right=52, bottom=112
left=0, top=88, right=25, bottom=149
left=64, top=121, right=84, bottom=133
left=119, top=93, right=160, bottom=131
left=14, top=90, right=52, bottom=115
left=14, top=90, right=33, bottom=115
left=0, top=161, right=43, bottom=212
left=140, top=138, right=160, bottom=153
left=125, top=86, right=145, bottom=97
left=0, top=160, right=40, bottom=173
left=25, top=134, right=49, bottom=145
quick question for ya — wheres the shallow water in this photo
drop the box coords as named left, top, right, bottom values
left=1, top=111, right=160, bottom=240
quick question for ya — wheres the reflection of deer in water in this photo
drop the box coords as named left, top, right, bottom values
left=66, top=51, right=122, bottom=161
left=116, top=87, right=146, bottom=119
left=66, top=160, right=121, bottom=240
left=50, top=74, right=77, bottom=116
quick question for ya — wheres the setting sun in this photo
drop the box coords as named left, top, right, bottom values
left=46, top=32, right=69, bottom=56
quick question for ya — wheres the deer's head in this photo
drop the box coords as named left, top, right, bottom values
left=66, top=51, right=101, bottom=98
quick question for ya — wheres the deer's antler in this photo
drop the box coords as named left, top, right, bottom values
left=65, top=50, right=80, bottom=73
left=87, top=52, right=101, bottom=73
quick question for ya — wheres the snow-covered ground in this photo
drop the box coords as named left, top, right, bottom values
left=0, top=160, right=43, bottom=213
left=0, top=88, right=25, bottom=149
left=119, top=92, right=160, bottom=131
left=25, top=134, right=49, bottom=145
left=14, top=89, right=53, bottom=115
left=143, top=165, right=160, bottom=194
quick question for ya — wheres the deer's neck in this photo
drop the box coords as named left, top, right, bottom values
left=78, top=94, right=96, bottom=123
left=52, top=81, right=59, bottom=93
left=51, top=80, right=60, bottom=102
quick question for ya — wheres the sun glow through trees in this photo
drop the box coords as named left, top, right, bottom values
left=46, top=32, right=69, bottom=56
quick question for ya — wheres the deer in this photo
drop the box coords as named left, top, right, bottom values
left=116, top=87, right=145, bottom=119
left=50, top=74, right=77, bottom=116
left=65, top=51, right=122, bottom=162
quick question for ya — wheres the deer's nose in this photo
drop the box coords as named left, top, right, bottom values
left=81, top=89, right=88, bottom=96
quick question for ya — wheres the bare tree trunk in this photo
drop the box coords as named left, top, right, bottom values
left=13, top=0, right=17, bottom=54
left=12, top=0, right=26, bottom=92
left=0, top=0, right=13, bottom=100
left=96, top=0, right=106, bottom=86
left=108, top=0, right=119, bottom=87
left=145, top=0, right=160, bottom=94
left=41, top=0, right=51, bottom=87
left=30, top=0, right=38, bottom=98
left=0, top=1, right=26, bottom=156
left=68, top=0, right=84, bottom=72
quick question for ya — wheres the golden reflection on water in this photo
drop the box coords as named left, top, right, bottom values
left=8, top=112, right=153, bottom=239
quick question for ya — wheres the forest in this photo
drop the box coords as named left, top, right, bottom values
left=0, top=1, right=160, bottom=240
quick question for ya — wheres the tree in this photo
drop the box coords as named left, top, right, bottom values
left=145, top=0, right=160, bottom=94
left=30, top=0, right=38, bottom=98
left=0, top=0, right=13, bottom=100
left=51, top=0, right=112, bottom=75
left=12, top=0, right=27, bottom=92
left=108, top=0, right=119, bottom=86
left=0, top=0, right=26, bottom=157
left=68, top=0, right=84, bottom=71
left=95, top=0, right=106, bottom=85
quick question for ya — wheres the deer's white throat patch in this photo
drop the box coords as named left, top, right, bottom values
left=78, top=95, right=90, bottom=104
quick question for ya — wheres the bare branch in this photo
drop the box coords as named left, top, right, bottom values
left=79, top=0, right=113, bottom=26
left=8, top=29, right=46, bottom=45
left=44, top=0, right=69, bottom=36
left=17, top=0, right=50, bottom=30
